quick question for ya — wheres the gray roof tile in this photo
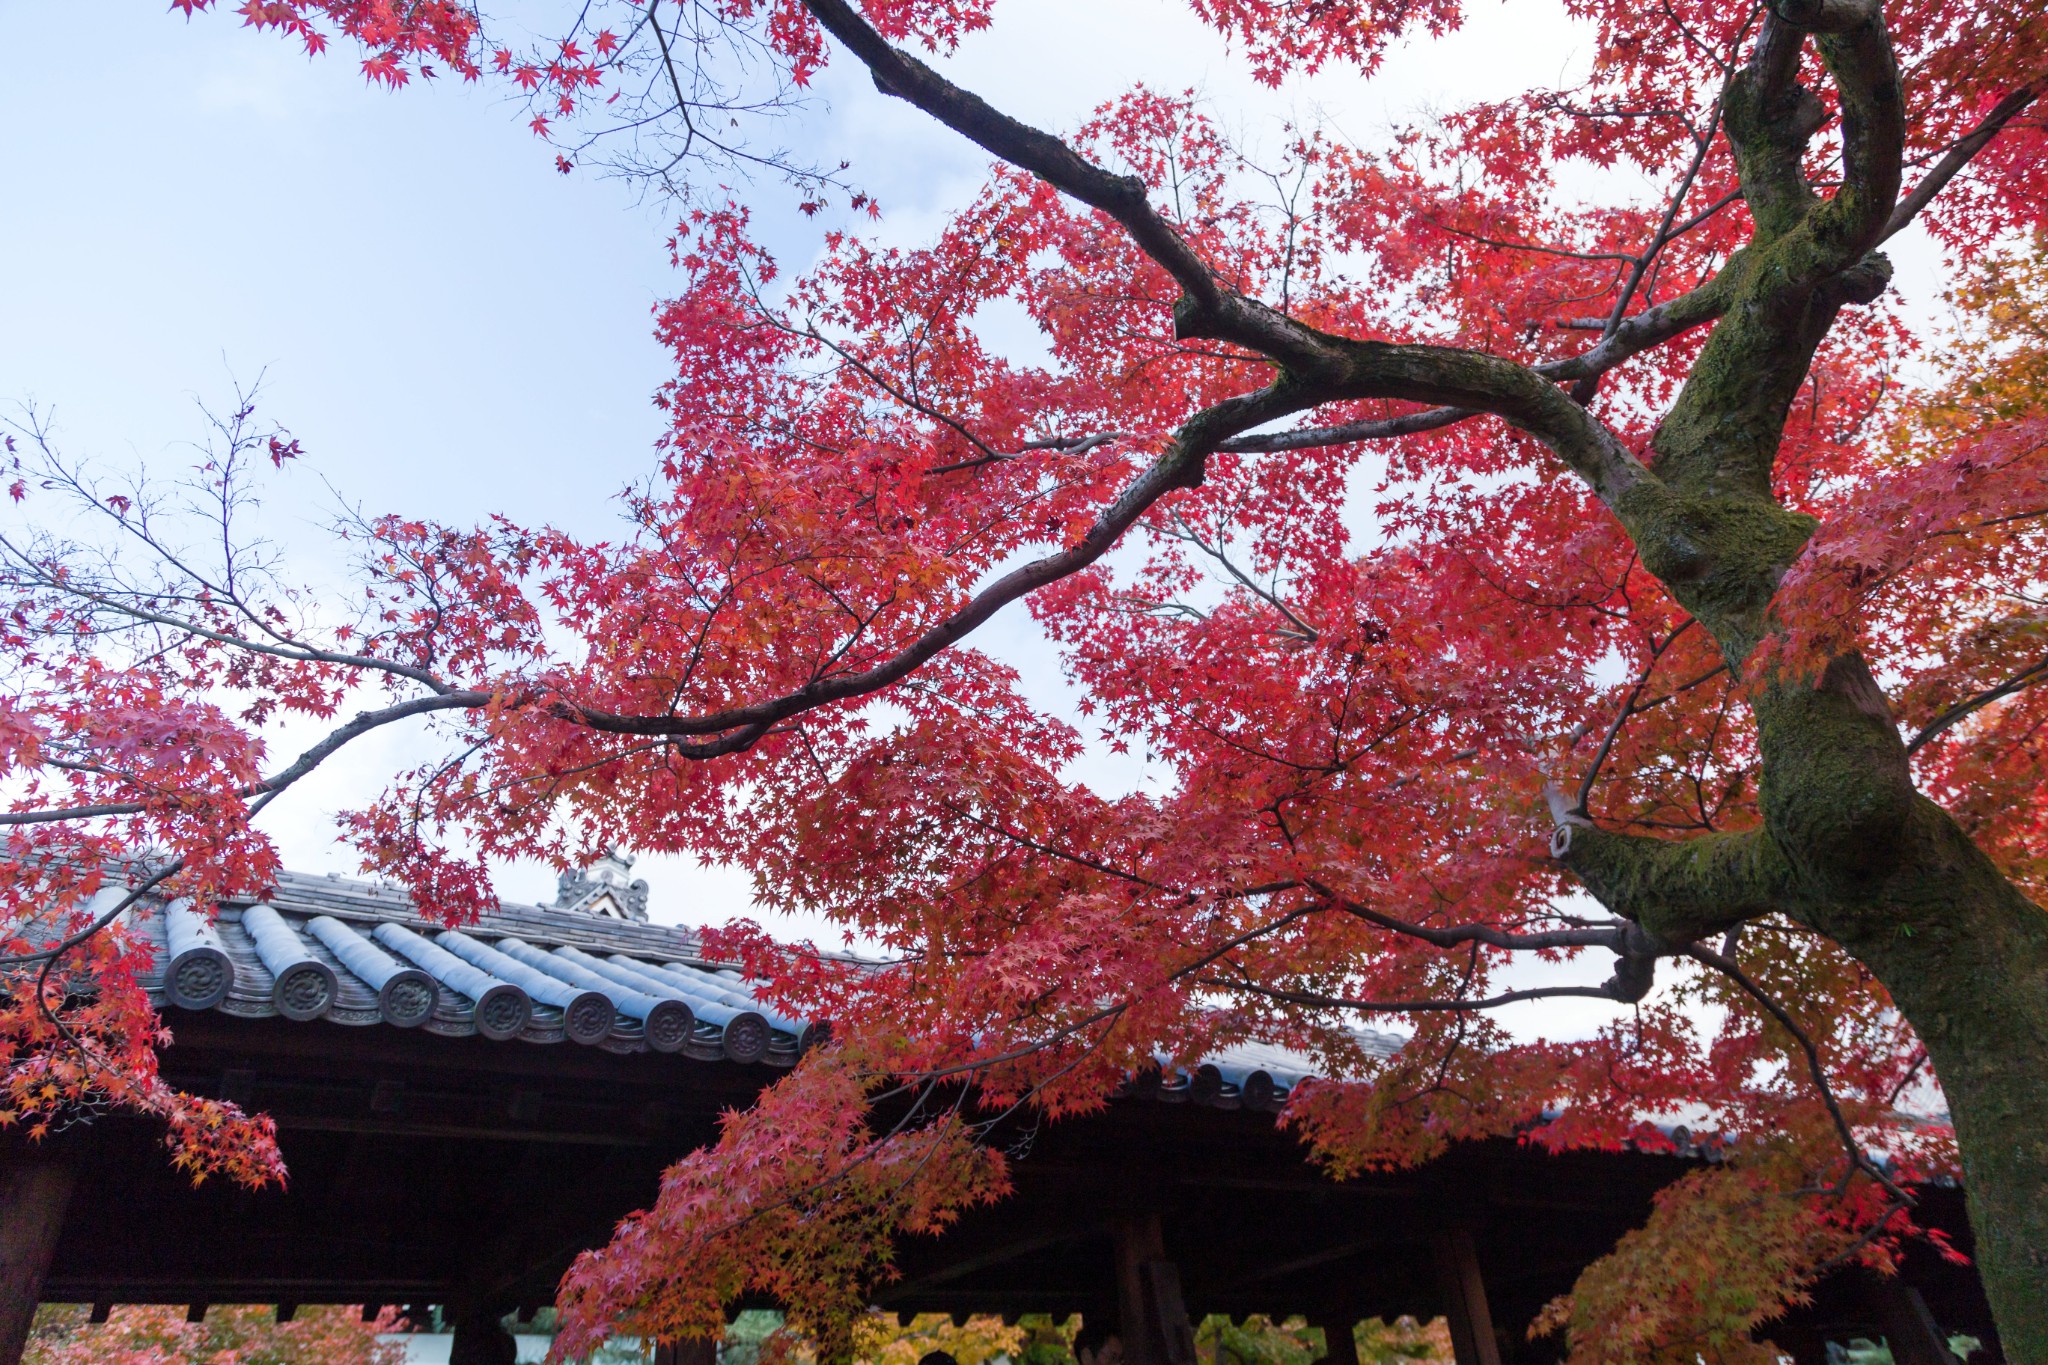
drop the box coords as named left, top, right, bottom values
left=128, top=866, right=1400, bottom=1105
left=130, top=868, right=812, bottom=1067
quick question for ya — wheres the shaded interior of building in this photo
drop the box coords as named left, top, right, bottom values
left=1, top=1007, right=2003, bottom=1365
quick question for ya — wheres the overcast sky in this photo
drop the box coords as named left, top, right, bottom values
left=0, top=2, right=1954, bottom=1040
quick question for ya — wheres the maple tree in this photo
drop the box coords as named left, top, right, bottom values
left=5, top=0, right=2048, bottom=1360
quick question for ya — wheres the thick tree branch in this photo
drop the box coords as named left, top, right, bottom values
left=1589, top=8, right=1907, bottom=662
left=799, top=0, right=1648, bottom=507
left=1218, top=273, right=1737, bottom=455
left=1202, top=975, right=1633, bottom=1014
left=1768, top=0, right=1880, bottom=35
left=1810, top=10, right=1906, bottom=261
left=1549, top=821, right=1793, bottom=945
left=800, top=0, right=1228, bottom=318
left=733, top=13, right=2006, bottom=490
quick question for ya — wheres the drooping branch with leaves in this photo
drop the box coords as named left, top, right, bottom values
left=8, top=0, right=2048, bottom=1360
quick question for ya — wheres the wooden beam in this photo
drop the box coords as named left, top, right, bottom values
left=1430, top=1230, right=1501, bottom=1365
left=0, top=1161, right=75, bottom=1365
left=1869, top=1278, right=1960, bottom=1365
left=887, top=1222, right=1100, bottom=1297
left=273, top=1113, right=654, bottom=1146
left=1114, top=1216, right=1199, bottom=1365
left=1233, top=1236, right=1387, bottom=1287
left=41, top=1275, right=449, bottom=1304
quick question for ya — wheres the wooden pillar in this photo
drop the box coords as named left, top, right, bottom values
left=1073, top=1310, right=1116, bottom=1365
left=1869, top=1279, right=1959, bottom=1365
left=1113, top=1215, right=1198, bottom=1365
left=1430, top=1229, right=1502, bottom=1365
left=448, top=1309, right=517, bottom=1365
left=654, top=1338, right=721, bottom=1365
left=1313, top=1317, right=1360, bottom=1365
left=1114, top=1214, right=1162, bottom=1365
left=0, top=1161, right=75, bottom=1365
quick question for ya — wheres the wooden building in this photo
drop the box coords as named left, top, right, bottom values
left=0, top=864, right=2004, bottom=1365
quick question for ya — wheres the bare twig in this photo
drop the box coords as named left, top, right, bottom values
left=1906, top=654, right=2048, bottom=754
left=1684, top=944, right=1914, bottom=1206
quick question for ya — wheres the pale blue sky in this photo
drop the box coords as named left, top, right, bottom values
left=0, top=0, right=1612, bottom=527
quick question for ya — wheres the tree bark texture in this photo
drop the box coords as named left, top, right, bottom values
left=1510, top=8, right=2048, bottom=1352
left=1814, top=813, right=2048, bottom=1362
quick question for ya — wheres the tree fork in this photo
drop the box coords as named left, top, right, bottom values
left=1560, top=496, right=2048, bottom=1355
left=1559, top=802, right=2048, bottom=1361
left=1602, top=157, right=2048, bottom=1333
left=1559, top=641, right=2048, bottom=1359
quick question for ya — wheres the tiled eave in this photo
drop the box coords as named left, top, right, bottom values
left=128, top=868, right=815, bottom=1066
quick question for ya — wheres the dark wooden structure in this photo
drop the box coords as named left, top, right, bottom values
left=0, top=866, right=2005, bottom=1365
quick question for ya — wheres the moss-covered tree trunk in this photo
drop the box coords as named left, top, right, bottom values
left=1753, top=674, right=2048, bottom=1359
left=1817, top=809, right=2048, bottom=1360
left=1567, top=666, right=2048, bottom=1359
left=1543, top=7, right=2048, bottom=1357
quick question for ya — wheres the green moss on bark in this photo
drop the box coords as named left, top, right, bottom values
left=1799, top=804, right=2048, bottom=1365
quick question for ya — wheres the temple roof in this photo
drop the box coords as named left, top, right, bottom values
left=550, top=850, right=651, bottom=922
left=124, top=861, right=1403, bottom=1109
left=130, top=866, right=814, bottom=1067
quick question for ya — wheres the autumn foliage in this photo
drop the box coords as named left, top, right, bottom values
left=7, top=0, right=2048, bottom=1361
left=23, top=1303, right=403, bottom=1365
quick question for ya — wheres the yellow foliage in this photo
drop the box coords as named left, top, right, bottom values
left=855, top=1314, right=1030, bottom=1365
left=1915, top=232, right=2048, bottom=439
